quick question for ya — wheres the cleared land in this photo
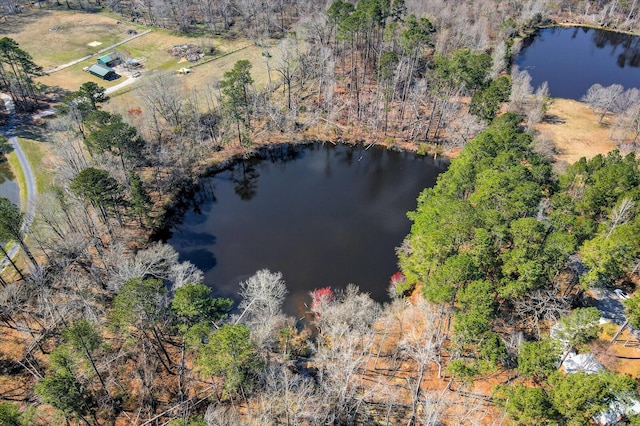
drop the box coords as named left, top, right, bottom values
left=2, top=10, right=146, bottom=69
left=107, top=39, right=281, bottom=114
left=537, top=98, right=616, bottom=165
left=5, top=10, right=274, bottom=95
left=3, top=8, right=282, bottom=104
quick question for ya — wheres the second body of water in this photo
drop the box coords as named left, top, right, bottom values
left=517, top=26, right=640, bottom=99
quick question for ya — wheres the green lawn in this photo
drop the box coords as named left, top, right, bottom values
left=19, top=138, right=51, bottom=193
left=4, top=9, right=147, bottom=69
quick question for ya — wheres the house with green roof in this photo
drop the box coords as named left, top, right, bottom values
left=88, top=63, right=117, bottom=80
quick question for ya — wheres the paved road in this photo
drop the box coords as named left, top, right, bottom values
left=105, top=75, right=137, bottom=94
left=0, top=94, right=37, bottom=269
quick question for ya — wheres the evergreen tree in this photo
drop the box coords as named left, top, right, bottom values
left=70, top=167, right=125, bottom=225
left=220, top=60, right=254, bottom=146
left=195, top=323, right=262, bottom=397
left=129, top=171, right=153, bottom=227
left=0, top=37, right=42, bottom=111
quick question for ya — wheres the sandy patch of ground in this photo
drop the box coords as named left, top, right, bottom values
left=536, top=98, right=615, bottom=165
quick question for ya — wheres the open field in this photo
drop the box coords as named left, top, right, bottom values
left=18, top=137, right=51, bottom=193
left=2, top=10, right=146, bottom=70
left=1, top=8, right=282, bottom=104
left=537, top=98, right=616, bottom=165
left=107, top=39, right=282, bottom=113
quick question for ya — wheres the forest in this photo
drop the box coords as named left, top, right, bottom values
left=1, top=0, right=640, bottom=424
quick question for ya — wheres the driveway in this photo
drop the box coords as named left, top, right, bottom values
left=0, top=94, right=37, bottom=268
left=105, top=75, right=137, bottom=94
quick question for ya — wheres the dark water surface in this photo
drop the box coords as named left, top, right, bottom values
left=0, top=160, right=19, bottom=207
left=164, top=143, right=447, bottom=316
left=517, top=26, right=640, bottom=100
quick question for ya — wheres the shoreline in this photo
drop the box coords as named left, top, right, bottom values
left=151, top=137, right=452, bottom=241
left=549, top=19, right=640, bottom=37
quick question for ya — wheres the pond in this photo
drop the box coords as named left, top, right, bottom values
left=162, top=143, right=448, bottom=317
left=516, top=26, right=640, bottom=100
left=0, top=160, right=19, bottom=207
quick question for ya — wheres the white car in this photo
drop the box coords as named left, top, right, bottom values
left=614, top=289, right=630, bottom=300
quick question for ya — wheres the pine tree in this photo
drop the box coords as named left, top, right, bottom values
left=0, top=37, right=42, bottom=111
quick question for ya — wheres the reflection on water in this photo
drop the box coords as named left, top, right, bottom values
left=517, top=26, right=640, bottom=99
left=0, top=158, right=19, bottom=206
left=591, top=28, right=640, bottom=68
left=162, top=143, right=448, bottom=316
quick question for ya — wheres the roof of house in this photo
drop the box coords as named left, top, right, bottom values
left=561, top=352, right=603, bottom=374
left=89, top=63, right=115, bottom=77
left=98, top=54, right=116, bottom=63
left=594, top=398, right=640, bottom=425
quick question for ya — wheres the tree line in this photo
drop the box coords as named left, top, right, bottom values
left=398, top=113, right=640, bottom=423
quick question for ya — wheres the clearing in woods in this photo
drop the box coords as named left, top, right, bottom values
left=1, top=10, right=146, bottom=68
left=4, top=9, right=279, bottom=99
left=108, top=40, right=281, bottom=114
left=536, top=98, right=616, bottom=165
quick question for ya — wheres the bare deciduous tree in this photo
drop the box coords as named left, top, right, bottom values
left=512, top=284, right=572, bottom=338
left=104, top=242, right=199, bottom=292
left=509, top=66, right=533, bottom=115
left=607, top=197, right=635, bottom=238
left=582, top=83, right=625, bottom=123
left=235, top=269, right=288, bottom=350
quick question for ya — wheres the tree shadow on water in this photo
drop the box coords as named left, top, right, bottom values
left=181, top=248, right=217, bottom=273
left=232, top=160, right=259, bottom=201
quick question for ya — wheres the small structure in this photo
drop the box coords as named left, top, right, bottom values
left=88, top=63, right=117, bottom=81
left=97, top=53, right=121, bottom=68
left=177, top=67, right=191, bottom=74
left=558, top=351, right=640, bottom=425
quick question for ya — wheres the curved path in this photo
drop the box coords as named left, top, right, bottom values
left=105, top=75, right=137, bottom=94
left=0, top=94, right=37, bottom=269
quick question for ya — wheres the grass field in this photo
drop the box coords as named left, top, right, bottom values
left=2, top=8, right=283, bottom=104
left=18, top=138, right=51, bottom=193
left=536, top=98, right=616, bottom=165
left=2, top=10, right=147, bottom=70
left=4, top=135, right=51, bottom=209
left=5, top=152, right=27, bottom=210
left=108, top=39, right=281, bottom=114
